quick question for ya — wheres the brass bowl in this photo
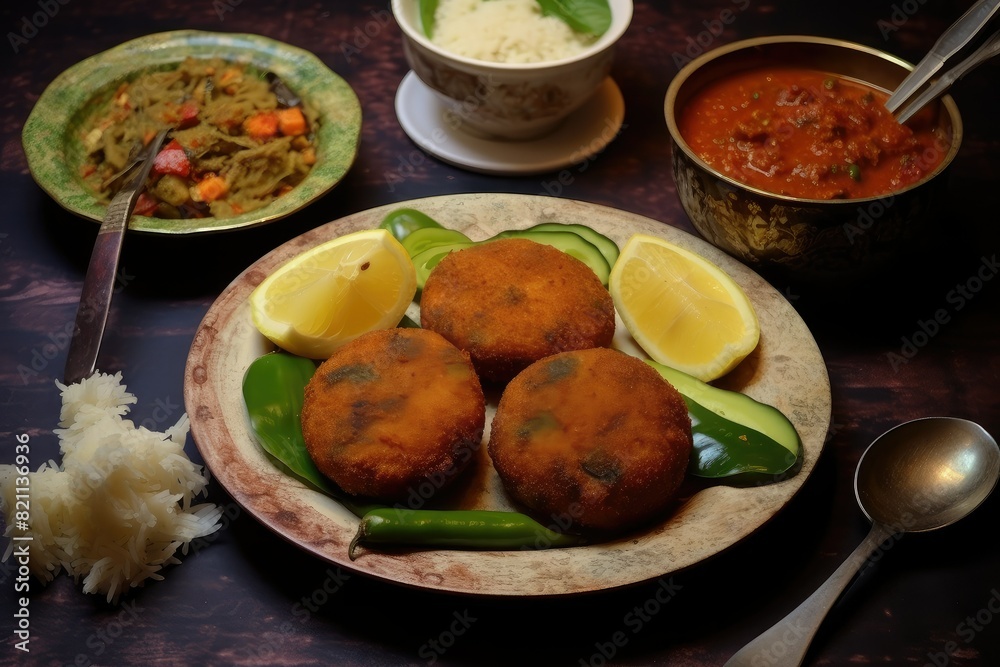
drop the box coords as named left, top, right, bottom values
left=665, top=36, right=963, bottom=280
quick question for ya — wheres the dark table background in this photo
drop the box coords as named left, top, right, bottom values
left=2, top=1, right=999, bottom=665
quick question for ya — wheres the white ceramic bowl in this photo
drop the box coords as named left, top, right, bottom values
left=392, top=0, right=633, bottom=139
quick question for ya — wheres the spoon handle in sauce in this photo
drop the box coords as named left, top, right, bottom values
left=724, top=521, right=897, bottom=667
left=894, top=29, right=1000, bottom=123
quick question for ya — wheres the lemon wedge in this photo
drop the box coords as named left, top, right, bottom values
left=250, top=229, right=417, bottom=359
left=609, top=233, right=760, bottom=382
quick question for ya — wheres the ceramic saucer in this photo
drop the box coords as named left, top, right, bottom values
left=394, top=71, right=626, bottom=176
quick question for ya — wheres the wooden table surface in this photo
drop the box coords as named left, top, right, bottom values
left=1, top=1, right=999, bottom=665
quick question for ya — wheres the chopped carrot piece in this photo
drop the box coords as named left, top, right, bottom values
left=194, top=175, right=228, bottom=203
left=243, top=111, right=279, bottom=140
left=218, top=68, right=242, bottom=87
left=276, top=107, right=308, bottom=136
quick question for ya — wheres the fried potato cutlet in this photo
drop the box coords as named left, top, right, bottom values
left=419, top=238, right=615, bottom=384
left=301, top=327, right=486, bottom=502
left=488, top=347, right=693, bottom=534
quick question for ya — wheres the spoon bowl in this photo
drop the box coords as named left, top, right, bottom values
left=725, top=417, right=1000, bottom=667
left=856, top=417, right=1000, bottom=532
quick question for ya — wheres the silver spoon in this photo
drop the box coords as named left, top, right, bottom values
left=893, top=29, right=1000, bottom=123
left=885, top=0, right=1000, bottom=117
left=724, top=417, right=1000, bottom=667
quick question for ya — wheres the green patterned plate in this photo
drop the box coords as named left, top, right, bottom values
left=22, top=30, right=362, bottom=234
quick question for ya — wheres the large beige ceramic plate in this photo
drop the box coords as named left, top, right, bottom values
left=185, top=193, right=831, bottom=596
left=22, top=30, right=361, bottom=234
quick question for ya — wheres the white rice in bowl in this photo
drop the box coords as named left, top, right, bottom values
left=432, top=0, right=598, bottom=63
left=0, top=372, right=222, bottom=603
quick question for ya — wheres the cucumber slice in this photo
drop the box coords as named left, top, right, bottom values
left=493, top=229, right=611, bottom=285
left=411, top=241, right=475, bottom=289
left=522, top=222, right=620, bottom=268
left=649, top=360, right=801, bottom=456
left=647, top=360, right=803, bottom=481
left=401, top=227, right=474, bottom=258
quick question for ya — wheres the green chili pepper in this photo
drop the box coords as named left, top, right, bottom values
left=242, top=352, right=379, bottom=517
left=847, top=163, right=862, bottom=182
left=349, top=508, right=586, bottom=560
left=378, top=207, right=444, bottom=244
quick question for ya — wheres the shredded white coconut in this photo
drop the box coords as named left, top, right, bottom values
left=0, top=372, right=222, bottom=603
left=432, top=0, right=597, bottom=63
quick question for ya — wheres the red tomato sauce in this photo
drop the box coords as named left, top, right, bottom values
left=677, top=67, right=951, bottom=199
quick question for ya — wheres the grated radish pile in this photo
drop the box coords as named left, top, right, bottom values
left=0, top=372, right=222, bottom=603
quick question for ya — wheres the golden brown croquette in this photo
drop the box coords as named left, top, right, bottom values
left=487, top=347, right=692, bottom=534
left=419, top=238, right=615, bottom=384
left=301, top=327, right=486, bottom=502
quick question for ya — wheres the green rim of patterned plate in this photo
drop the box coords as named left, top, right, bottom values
left=22, top=30, right=362, bottom=235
